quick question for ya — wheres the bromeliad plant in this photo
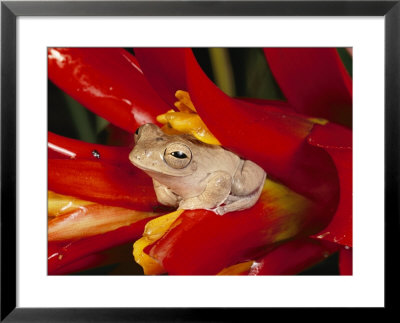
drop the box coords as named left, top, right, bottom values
left=48, top=47, right=352, bottom=275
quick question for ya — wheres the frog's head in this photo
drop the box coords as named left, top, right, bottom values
left=129, top=123, right=201, bottom=177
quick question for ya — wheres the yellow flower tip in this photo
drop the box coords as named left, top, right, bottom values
left=308, top=117, right=329, bottom=125
left=133, top=237, right=165, bottom=275
left=48, top=191, right=94, bottom=217
left=217, top=261, right=254, bottom=275
left=133, top=210, right=184, bottom=275
left=156, top=90, right=221, bottom=146
left=174, top=101, right=194, bottom=113
left=156, top=109, right=175, bottom=124
left=156, top=114, right=167, bottom=124
left=174, top=90, right=197, bottom=112
left=143, top=209, right=184, bottom=239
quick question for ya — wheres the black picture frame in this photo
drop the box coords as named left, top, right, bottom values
left=1, top=0, right=398, bottom=320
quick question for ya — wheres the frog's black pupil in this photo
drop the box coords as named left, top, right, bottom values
left=135, top=128, right=140, bottom=135
left=171, top=151, right=187, bottom=159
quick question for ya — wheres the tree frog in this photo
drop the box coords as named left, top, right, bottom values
left=129, top=123, right=266, bottom=215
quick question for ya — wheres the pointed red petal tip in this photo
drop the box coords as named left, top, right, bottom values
left=48, top=159, right=159, bottom=211
left=339, top=247, right=352, bottom=275
left=248, top=238, right=340, bottom=275
left=48, top=48, right=169, bottom=133
left=263, top=48, right=352, bottom=128
left=48, top=131, right=132, bottom=164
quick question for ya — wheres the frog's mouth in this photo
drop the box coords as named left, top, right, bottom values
left=129, top=156, right=192, bottom=177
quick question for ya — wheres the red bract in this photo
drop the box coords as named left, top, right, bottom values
left=308, top=123, right=352, bottom=246
left=48, top=131, right=131, bottom=163
left=145, top=183, right=330, bottom=275
left=134, top=48, right=187, bottom=107
left=134, top=48, right=351, bottom=240
left=48, top=203, right=157, bottom=241
left=47, top=128, right=168, bottom=274
left=48, top=47, right=352, bottom=275
left=48, top=159, right=159, bottom=211
left=48, top=217, right=152, bottom=274
left=263, top=48, right=352, bottom=127
left=48, top=48, right=168, bottom=133
left=183, top=49, right=341, bottom=207
left=248, top=238, right=340, bottom=275
left=339, top=247, right=353, bottom=275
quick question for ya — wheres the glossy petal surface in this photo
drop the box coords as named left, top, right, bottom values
left=48, top=131, right=131, bottom=163
left=47, top=47, right=353, bottom=276
left=48, top=48, right=169, bottom=133
left=48, top=159, right=159, bottom=211
left=144, top=180, right=331, bottom=275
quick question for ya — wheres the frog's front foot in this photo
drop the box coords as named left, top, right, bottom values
left=213, top=206, right=227, bottom=216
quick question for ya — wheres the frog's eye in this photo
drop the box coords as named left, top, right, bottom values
left=164, top=143, right=192, bottom=169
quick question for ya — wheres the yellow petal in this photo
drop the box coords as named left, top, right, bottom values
left=160, top=124, right=183, bottom=135
left=217, top=261, right=254, bottom=275
left=133, top=209, right=184, bottom=275
left=175, top=90, right=197, bottom=112
left=157, top=111, right=221, bottom=145
left=133, top=236, right=165, bottom=275
left=48, top=203, right=158, bottom=241
left=156, top=109, right=175, bottom=124
left=48, top=191, right=94, bottom=217
left=156, top=90, right=221, bottom=145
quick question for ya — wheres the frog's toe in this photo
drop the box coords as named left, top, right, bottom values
left=213, top=206, right=226, bottom=216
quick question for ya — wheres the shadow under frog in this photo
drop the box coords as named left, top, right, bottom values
left=129, top=123, right=266, bottom=215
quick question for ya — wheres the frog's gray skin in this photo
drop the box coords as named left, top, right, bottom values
left=129, top=123, right=266, bottom=215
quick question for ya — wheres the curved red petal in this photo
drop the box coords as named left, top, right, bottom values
left=48, top=159, right=159, bottom=211
left=184, top=49, right=339, bottom=206
left=236, top=97, right=292, bottom=109
left=49, top=253, right=107, bottom=275
left=48, top=131, right=132, bottom=164
left=248, top=238, right=340, bottom=275
left=309, top=123, right=352, bottom=247
left=263, top=48, right=352, bottom=127
left=134, top=48, right=188, bottom=107
left=48, top=203, right=157, bottom=241
left=48, top=217, right=152, bottom=274
left=48, top=48, right=169, bottom=133
left=339, top=247, right=352, bottom=275
left=145, top=189, right=330, bottom=275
